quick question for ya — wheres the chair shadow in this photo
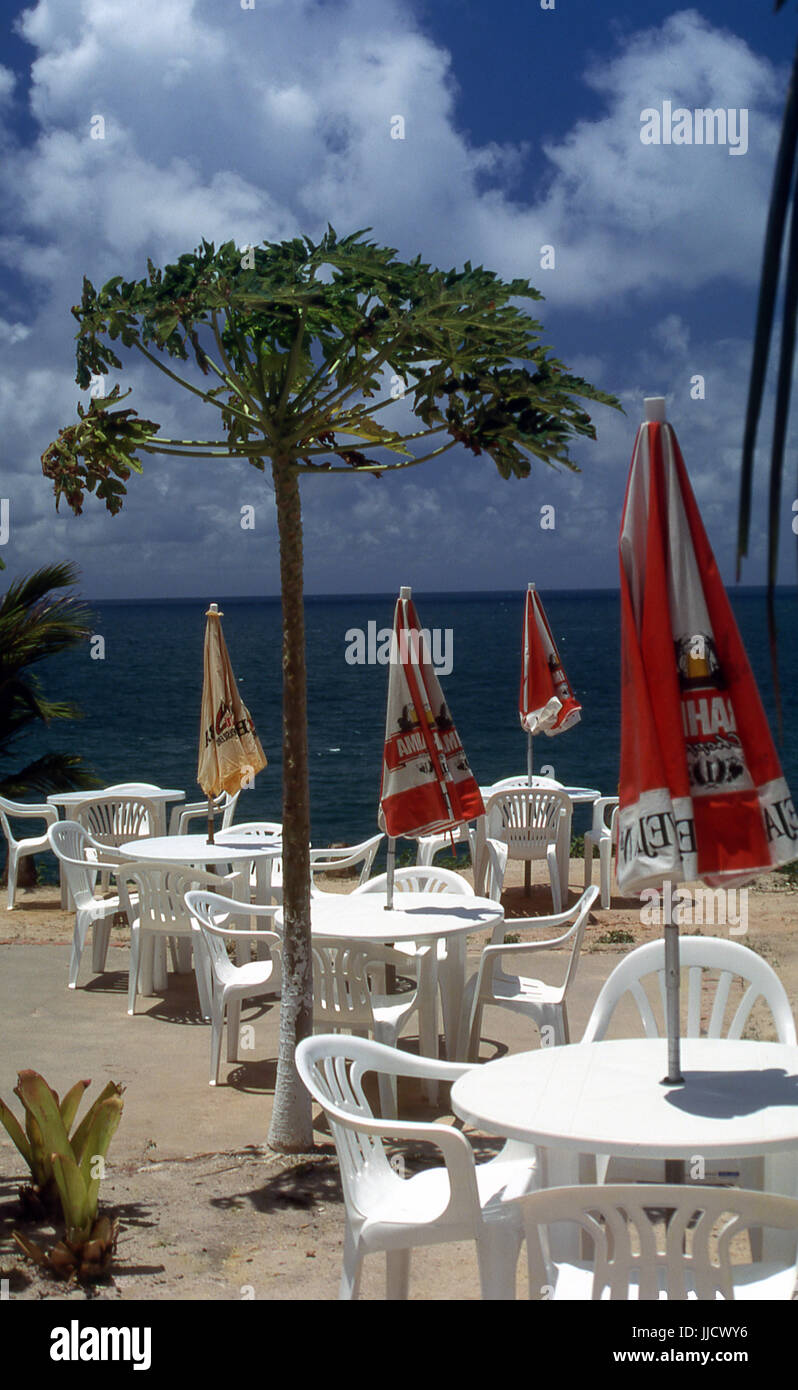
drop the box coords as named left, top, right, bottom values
left=210, top=1152, right=344, bottom=1214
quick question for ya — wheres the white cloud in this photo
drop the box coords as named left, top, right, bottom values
left=0, top=2, right=791, bottom=598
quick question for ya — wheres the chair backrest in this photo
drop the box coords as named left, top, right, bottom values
left=310, top=938, right=416, bottom=1030
left=295, top=1034, right=408, bottom=1213
left=74, top=796, right=159, bottom=846
left=47, top=820, right=98, bottom=904
left=0, top=795, right=52, bottom=848
left=185, top=890, right=282, bottom=986
left=310, top=834, right=384, bottom=888
left=119, top=862, right=238, bottom=935
left=582, top=936, right=797, bottom=1045
left=516, top=1183, right=798, bottom=1300
left=216, top=821, right=282, bottom=842
left=352, top=866, right=474, bottom=897
left=220, top=791, right=240, bottom=830
left=485, top=789, right=572, bottom=857
left=488, top=776, right=561, bottom=793
left=104, top=783, right=162, bottom=793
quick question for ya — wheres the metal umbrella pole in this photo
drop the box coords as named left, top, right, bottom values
left=662, top=881, right=684, bottom=1085
left=385, top=836, right=396, bottom=910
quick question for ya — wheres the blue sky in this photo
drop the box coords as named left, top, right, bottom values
left=0, top=0, right=795, bottom=599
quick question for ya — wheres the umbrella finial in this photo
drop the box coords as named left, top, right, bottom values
left=400, top=586, right=412, bottom=600
left=205, top=602, right=223, bottom=617
left=644, top=397, right=667, bottom=423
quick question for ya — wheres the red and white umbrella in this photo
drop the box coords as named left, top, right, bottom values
left=618, top=396, right=796, bottom=1079
left=519, top=582, right=581, bottom=779
left=378, top=587, right=484, bottom=902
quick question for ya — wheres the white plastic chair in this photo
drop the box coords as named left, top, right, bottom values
left=415, top=822, right=476, bottom=869
left=0, top=795, right=58, bottom=909
left=184, top=890, right=282, bottom=1085
left=354, top=867, right=476, bottom=1062
left=310, top=938, right=429, bottom=1118
left=74, top=795, right=159, bottom=847
left=583, top=797, right=619, bottom=908
left=48, top=821, right=130, bottom=988
left=458, top=885, right=599, bottom=1061
left=582, top=936, right=798, bottom=1191
left=119, top=861, right=243, bottom=1017
left=582, top=936, right=797, bottom=1047
left=512, top=1183, right=798, bottom=1300
left=215, top=822, right=292, bottom=904
left=295, top=1033, right=540, bottom=1299
left=310, top=834, right=384, bottom=889
left=169, top=789, right=240, bottom=837
left=483, top=787, right=573, bottom=913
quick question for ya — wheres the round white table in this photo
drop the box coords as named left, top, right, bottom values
left=277, top=892, right=503, bottom=1062
left=451, top=1037, right=798, bottom=1261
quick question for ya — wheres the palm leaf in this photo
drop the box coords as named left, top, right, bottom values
left=737, top=39, right=798, bottom=576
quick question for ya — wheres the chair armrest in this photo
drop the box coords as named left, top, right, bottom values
left=14, top=804, right=59, bottom=826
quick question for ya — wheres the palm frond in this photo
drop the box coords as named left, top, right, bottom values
left=737, top=40, right=798, bottom=577
left=0, top=754, right=100, bottom=799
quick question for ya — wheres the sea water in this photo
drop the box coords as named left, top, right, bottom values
left=19, top=589, right=798, bottom=857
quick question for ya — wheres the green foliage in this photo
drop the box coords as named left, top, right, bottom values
left=776, top=859, right=798, bottom=886
left=2, top=1071, right=124, bottom=1280
left=736, top=14, right=798, bottom=712
left=0, top=562, right=98, bottom=798
left=41, top=227, right=621, bottom=514
left=596, top=929, right=635, bottom=945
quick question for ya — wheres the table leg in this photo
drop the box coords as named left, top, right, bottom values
left=762, top=1151, right=798, bottom=1262
left=439, top=936, right=467, bottom=1062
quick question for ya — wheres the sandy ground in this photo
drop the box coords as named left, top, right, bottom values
left=1, top=856, right=797, bottom=1302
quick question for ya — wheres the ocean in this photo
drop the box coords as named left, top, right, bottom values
left=20, top=589, right=798, bottom=856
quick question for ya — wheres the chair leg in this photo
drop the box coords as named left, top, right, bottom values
left=226, top=997, right=242, bottom=1060
left=547, top=845, right=562, bottom=913
left=69, top=909, right=90, bottom=989
left=209, top=1001, right=225, bottom=1086
left=127, top=929, right=142, bottom=1015
left=598, top=841, right=612, bottom=908
left=338, top=1226, right=363, bottom=1300
left=385, top=1248, right=411, bottom=1299
left=6, top=848, right=19, bottom=909
left=476, top=1222, right=521, bottom=1300
left=91, top=918, right=112, bottom=972
left=583, top=834, right=594, bottom=889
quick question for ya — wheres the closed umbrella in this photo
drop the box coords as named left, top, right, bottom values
left=197, top=603, right=267, bottom=843
left=618, top=397, right=795, bottom=1083
left=378, top=587, right=484, bottom=905
left=519, top=581, right=582, bottom=783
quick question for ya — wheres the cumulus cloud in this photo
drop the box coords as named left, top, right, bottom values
left=0, top=1, right=789, bottom=597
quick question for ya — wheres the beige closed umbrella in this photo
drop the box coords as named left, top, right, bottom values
left=197, top=603, right=267, bottom=842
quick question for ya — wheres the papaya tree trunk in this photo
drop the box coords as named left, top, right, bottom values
left=267, top=458, right=314, bottom=1152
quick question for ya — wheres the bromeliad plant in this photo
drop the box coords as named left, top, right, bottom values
left=0, top=1071, right=124, bottom=1279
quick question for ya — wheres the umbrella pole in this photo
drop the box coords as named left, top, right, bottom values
left=385, top=836, right=396, bottom=910
left=207, top=796, right=215, bottom=846
left=662, top=882, right=684, bottom=1085
left=524, top=734, right=533, bottom=893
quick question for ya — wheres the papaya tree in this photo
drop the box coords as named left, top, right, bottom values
left=41, top=227, right=619, bottom=1150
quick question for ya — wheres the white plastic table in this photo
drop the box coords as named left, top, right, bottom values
left=451, top=1037, right=798, bottom=1262
left=277, top=892, right=503, bottom=1061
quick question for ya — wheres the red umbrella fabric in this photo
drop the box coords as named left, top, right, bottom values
left=519, top=582, right=582, bottom=737
left=379, top=588, right=484, bottom=839
left=617, top=398, right=796, bottom=896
